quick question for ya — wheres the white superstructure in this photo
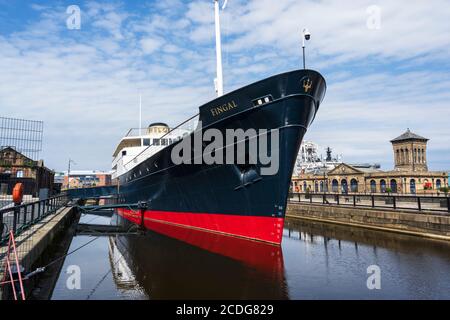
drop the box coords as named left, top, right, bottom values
left=111, top=123, right=191, bottom=180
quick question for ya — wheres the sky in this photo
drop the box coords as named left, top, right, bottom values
left=0, top=0, right=449, bottom=172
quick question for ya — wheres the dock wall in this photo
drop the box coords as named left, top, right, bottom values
left=286, top=202, right=450, bottom=241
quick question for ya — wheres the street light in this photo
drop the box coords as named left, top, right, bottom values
left=302, top=28, right=311, bottom=69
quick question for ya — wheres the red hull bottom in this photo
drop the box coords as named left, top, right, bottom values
left=117, top=209, right=284, bottom=245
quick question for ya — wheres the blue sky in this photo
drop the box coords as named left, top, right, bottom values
left=1, top=0, right=449, bottom=172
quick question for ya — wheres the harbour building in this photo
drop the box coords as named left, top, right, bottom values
left=292, top=129, right=448, bottom=194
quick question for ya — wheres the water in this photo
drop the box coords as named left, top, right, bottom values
left=50, top=214, right=450, bottom=300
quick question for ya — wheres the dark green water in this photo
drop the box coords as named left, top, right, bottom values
left=49, top=214, right=450, bottom=299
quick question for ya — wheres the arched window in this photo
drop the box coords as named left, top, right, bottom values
left=390, top=179, right=397, bottom=193
left=320, top=181, right=324, bottom=192
left=405, top=149, right=409, bottom=164
left=332, top=179, right=339, bottom=193
left=400, top=149, right=404, bottom=164
left=350, top=178, right=358, bottom=193
left=410, top=179, right=416, bottom=194
left=380, top=179, right=386, bottom=193
left=436, top=179, right=442, bottom=190
left=396, top=149, right=399, bottom=164
left=16, top=170, right=24, bottom=178
left=303, top=182, right=307, bottom=192
left=414, top=148, right=417, bottom=163
left=341, top=179, right=348, bottom=194
left=422, top=149, right=425, bottom=163
left=314, top=182, right=319, bottom=193
left=370, top=180, right=376, bottom=193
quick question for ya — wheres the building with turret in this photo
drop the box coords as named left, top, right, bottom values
left=292, top=129, right=448, bottom=194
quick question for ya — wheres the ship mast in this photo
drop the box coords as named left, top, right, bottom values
left=214, top=0, right=226, bottom=97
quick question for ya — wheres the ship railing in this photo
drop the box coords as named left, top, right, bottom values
left=288, top=192, right=450, bottom=214
left=122, top=113, right=199, bottom=171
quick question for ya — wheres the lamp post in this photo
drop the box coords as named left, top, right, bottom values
left=302, top=28, right=311, bottom=69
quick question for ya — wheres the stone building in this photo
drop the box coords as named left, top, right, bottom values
left=62, top=170, right=112, bottom=189
left=0, top=146, right=54, bottom=196
left=292, top=129, right=448, bottom=194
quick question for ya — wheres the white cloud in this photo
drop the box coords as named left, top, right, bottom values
left=140, top=37, right=164, bottom=54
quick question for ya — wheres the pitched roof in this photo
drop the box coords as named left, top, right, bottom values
left=390, top=128, right=428, bottom=142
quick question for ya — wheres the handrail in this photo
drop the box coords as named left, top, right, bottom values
left=0, top=194, right=69, bottom=243
left=288, top=192, right=450, bottom=214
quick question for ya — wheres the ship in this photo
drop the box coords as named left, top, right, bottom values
left=110, top=2, right=326, bottom=245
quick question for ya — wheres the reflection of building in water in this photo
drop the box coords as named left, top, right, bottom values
left=292, top=129, right=448, bottom=194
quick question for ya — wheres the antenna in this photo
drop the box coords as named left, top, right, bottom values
left=214, top=0, right=224, bottom=97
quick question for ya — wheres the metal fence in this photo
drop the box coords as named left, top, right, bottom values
left=0, top=194, right=68, bottom=244
left=288, top=192, right=450, bottom=214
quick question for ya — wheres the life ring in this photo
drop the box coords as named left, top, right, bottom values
left=12, top=183, right=24, bottom=205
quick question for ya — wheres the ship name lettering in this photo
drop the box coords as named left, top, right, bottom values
left=210, top=100, right=238, bottom=117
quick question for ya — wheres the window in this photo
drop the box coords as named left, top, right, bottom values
left=380, top=180, right=386, bottom=193
left=16, top=170, right=24, bottom=178
left=153, top=139, right=160, bottom=146
left=341, top=179, right=348, bottom=194
left=436, top=179, right=442, bottom=190
left=122, top=150, right=127, bottom=156
left=143, top=138, right=150, bottom=146
left=161, top=139, right=168, bottom=146
left=332, top=179, right=339, bottom=193
left=350, top=179, right=358, bottom=193
left=410, top=179, right=416, bottom=194
left=390, top=179, right=397, bottom=193
left=370, top=180, right=376, bottom=193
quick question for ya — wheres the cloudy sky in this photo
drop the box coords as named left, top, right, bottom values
left=1, top=0, right=449, bottom=172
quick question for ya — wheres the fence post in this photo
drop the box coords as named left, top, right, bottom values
left=353, top=195, right=356, bottom=207
left=298, top=193, right=301, bottom=202
left=417, top=197, right=421, bottom=211
left=323, top=194, right=326, bottom=204
left=447, top=197, right=450, bottom=213
left=38, top=200, right=41, bottom=219
left=371, top=195, right=375, bottom=208
left=392, top=196, right=396, bottom=210
left=13, top=205, right=18, bottom=234
left=31, top=202, right=35, bottom=221
left=336, top=194, right=340, bottom=205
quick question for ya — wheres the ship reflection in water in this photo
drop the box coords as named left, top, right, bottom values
left=51, top=214, right=450, bottom=300
left=107, top=214, right=287, bottom=299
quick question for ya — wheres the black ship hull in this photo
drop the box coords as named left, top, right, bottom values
left=116, top=69, right=326, bottom=245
